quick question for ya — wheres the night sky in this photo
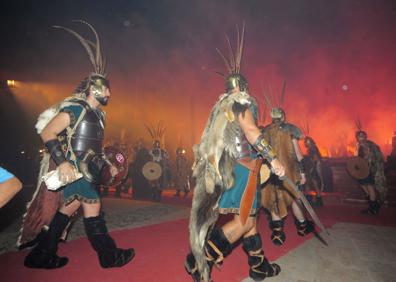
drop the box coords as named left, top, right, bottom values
left=1, top=0, right=396, bottom=159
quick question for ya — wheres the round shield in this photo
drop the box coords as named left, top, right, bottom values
left=142, top=161, right=162, bottom=181
left=346, top=157, right=369, bottom=180
left=101, top=145, right=129, bottom=186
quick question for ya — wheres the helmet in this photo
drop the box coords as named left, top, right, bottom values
left=176, top=147, right=186, bottom=155
left=270, top=107, right=286, bottom=122
left=355, top=130, right=367, bottom=140
left=153, top=140, right=161, bottom=148
left=225, top=74, right=248, bottom=92
left=75, top=74, right=110, bottom=106
left=304, top=136, right=315, bottom=147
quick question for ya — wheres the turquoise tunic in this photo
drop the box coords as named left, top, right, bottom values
left=218, top=98, right=260, bottom=216
left=59, top=103, right=100, bottom=205
left=218, top=162, right=260, bottom=215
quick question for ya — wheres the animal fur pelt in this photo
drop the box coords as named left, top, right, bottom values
left=17, top=97, right=86, bottom=247
left=35, top=96, right=87, bottom=134
left=365, top=140, right=388, bottom=203
left=260, top=122, right=301, bottom=218
left=189, top=90, right=256, bottom=282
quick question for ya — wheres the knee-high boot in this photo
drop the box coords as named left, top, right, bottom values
left=83, top=214, right=135, bottom=268
left=24, top=211, right=70, bottom=269
left=242, top=234, right=281, bottom=281
left=185, top=228, right=233, bottom=281
left=269, top=219, right=286, bottom=246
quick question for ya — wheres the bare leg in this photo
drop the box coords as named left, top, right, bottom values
left=365, top=185, right=376, bottom=201
left=291, top=200, right=305, bottom=221
left=81, top=201, right=101, bottom=218
left=59, top=200, right=81, bottom=217
left=271, top=212, right=282, bottom=221
left=360, top=185, right=369, bottom=198
left=221, top=215, right=256, bottom=243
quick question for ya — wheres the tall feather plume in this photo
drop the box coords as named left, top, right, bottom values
left=280, top=80, right=286, bottom=106
left=53, top=20, right=106, bottom=76
left=144, top=124, right=155, bottom=139
left=236, top=23, right=245, bottom=73
left=355, top=117, right=363, bottom=131
left=225, top=35, right=236, bottom=72
left=302, top=120, right=310, bottom=136
left=145, top=121, right=167, bottom=141
left=216, top=22, right=246, bottom=75
left=216, top=48, right=232, bottom=74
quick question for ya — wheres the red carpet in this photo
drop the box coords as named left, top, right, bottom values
left=1, top=203, right=395, bottom=282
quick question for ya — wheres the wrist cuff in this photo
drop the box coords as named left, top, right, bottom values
left=45, top=139, right=66, bottom=166
left=253, top=134, right=277, bottom=162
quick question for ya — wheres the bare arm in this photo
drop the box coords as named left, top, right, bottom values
left=292, top=138, right=306, bottom=184
left=41, top=112, right=77, bottom=182
left=238, top=109, right=261, bottom=144
left=40, top=112, right=71, bottom=142
left=238, top=109, right=285, bottom=177
left=0, top=176, right=23, bottom=208
left=292, top=139, right=304, bottom=162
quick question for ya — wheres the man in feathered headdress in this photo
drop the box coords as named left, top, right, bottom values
left=260, top=85, right=315, bottom=246
left=303, top=134, right=325, bottom=207
left=185, top=24, right=284, bottom=282
left=354, top=120, right=387, bottom=215
left=145, top=121, right=171, bottom=201
left=20, top=21, right=134, bottom=269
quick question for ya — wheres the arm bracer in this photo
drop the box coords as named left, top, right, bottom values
left=252, top=134, right=277, bottom=162
left=45, top=139, right=67, bottom=166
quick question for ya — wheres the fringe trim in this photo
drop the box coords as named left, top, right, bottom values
left=64, top=194, right=100, bottom=205
left=218, top=207, right=258, bottom=216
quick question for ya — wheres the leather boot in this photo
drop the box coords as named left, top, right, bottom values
left=295, top=219, right=315, bottom=236
left=24, top=211, right=69, bottom=269
left=242, top=234, right=281, bottom=281
left=185, top=228, right=233, bottom=281
left=84, top=214, right=135, bottom=268
left=269, top=220, right=286, bottom=246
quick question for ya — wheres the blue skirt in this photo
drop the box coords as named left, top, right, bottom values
left=218, top=162, right=260, bottom=216
left=62, top=177, right=100, bottom=205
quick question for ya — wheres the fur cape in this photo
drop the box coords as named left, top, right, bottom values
left=365, top=140, right=387, bottom=203
left=189, top=90, right=256, bottom=281
left=17, top=97, right=87, bottom=247
left=260, top=122, right=301, bottom=218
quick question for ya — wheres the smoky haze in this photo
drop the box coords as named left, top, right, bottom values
left=1, top=0, right=395, bottom=156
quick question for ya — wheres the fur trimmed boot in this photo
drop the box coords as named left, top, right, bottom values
left=269, top=220, right=286, bottom=246
left=84, top=214, right=135, bottom=268
left=295, top=219, right=315, bottom=236
left=242, top=234, right=281, bottom=281
left=24, top=211, right=70, bottom=269
left=185, top=228, right=233, bottom=281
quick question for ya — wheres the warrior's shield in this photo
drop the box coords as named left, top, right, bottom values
left=142, top=161, right=163, bottom=181
left=346, top=157, right=369, bottom=180
left=101, top=146, right=129, bottom=186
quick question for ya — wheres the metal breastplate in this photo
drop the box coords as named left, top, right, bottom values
left=71, top=109, right=104, bottom=156
left=235, top=134, right=253, bottom=159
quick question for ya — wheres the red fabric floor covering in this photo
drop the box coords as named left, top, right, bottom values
left=1, top=203, right=395, bottom=282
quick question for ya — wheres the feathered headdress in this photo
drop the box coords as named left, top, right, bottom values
left=54, top=20, right=109, bottom=98
left=355, top=117, right=367, bottom=138
left=145, top=120, right=167, bottom=145
left=54, top=20, right=107, bottom=76
left=261, top=80, right=287, bottom=121
left=216, top=23, right=248, bottom=91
